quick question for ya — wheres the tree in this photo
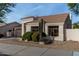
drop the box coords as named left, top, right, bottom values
left=39, top=18, right=43, bottom=42
left=0, top=3, right=15, bottom=23
left=73, top=22, right=79, bottom=29
left=67, top=3, right=79, bottom=15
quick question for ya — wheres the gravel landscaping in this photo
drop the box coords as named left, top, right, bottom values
left=0, top=39, right=79, bottom=51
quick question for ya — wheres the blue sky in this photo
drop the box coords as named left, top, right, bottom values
left=6, top=3, right=79, bottom=23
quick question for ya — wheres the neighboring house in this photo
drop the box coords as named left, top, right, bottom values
left=0, top=23, right=6, bottom=27
left=14, top=24, right=21, bottom=37
left=21, top=13, right=72, bottom=41
left=0, top=22, right=21, bottom=37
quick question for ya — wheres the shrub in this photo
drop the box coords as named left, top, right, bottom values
left=32, top=32, right=39, bottom=42
left=22, top=32, right=33, bottom=41
left=0, top=34, right=4, bottom=38
left=42, top=32, right=46, bottom=37
left=32, top=32, right=46, bottom=42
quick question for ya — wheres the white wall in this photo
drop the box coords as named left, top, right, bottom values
left=66, top=29, right=79, bottom=41
left=26, top=23, right=39, bottom=32
left=22, top=18, right=33, bottom=23
left=21, top=17, right=34, bottom=35
left=25, top=22, right=65, bottom=41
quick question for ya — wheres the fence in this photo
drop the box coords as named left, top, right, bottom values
left=66, top=29, right=79, bottom=41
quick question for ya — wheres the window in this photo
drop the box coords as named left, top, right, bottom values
left=31, top=26, right=39, bottom=32
left=48, top=26, right=59, bottom=36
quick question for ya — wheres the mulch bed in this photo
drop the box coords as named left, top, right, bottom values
left=0, top=39, right=79, bottom=51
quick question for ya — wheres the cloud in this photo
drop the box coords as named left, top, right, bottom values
left=23, top=3, right=69, bottom=16
left=6, top=3, right=69, bottom=23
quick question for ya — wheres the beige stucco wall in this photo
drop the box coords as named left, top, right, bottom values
left=25, top=22, right=64, bottom=41
left=26, top=22, right=39, bottom=32
left=21, top=18, right=34, bottom=35
left=22, top=18, right=34, bottom=23
left=45, top=23, right=64, bottom=41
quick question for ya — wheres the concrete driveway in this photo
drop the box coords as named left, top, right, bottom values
left=0, top=43, right=74, bottom=56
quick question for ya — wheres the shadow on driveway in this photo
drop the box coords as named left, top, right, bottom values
left=0, top=52, right=11, bottom=56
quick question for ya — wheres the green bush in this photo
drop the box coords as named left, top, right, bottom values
left=42, top=32, right=46, bottom=37
left=22, top=32, right=33, bottom=41
left=32, top=32, right=39, bottom=42
left=32, top=32, right=46, bottom=42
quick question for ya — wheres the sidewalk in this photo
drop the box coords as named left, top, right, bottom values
left=0, top=43, right=73, bottom=56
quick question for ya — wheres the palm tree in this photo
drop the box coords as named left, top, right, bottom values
left=67, top=3, right=79, bottom=29
left=67, top=3, right=79, bottom=15
left=39, top=18, right=43, bottom=42
left=0, top=3, right=16, bottom=23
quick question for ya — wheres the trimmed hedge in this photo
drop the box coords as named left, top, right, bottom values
left=32, top=32, right=46, bottom=42
left=22, top=31, right=46, bottom=42
left=32, top=32, right=39, bottom=42
left=22, top=32, right=33, bottom=41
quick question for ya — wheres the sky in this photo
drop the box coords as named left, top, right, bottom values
left=6, top=3, right=79, bottom=23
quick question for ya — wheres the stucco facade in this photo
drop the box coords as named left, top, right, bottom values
left=45, top=23, right=64, bottom=41
left=26, top=22, right=39, bottom=32
left=25, top=22, right=64, bottom=41
left=21, top=13, right=72, bottom=41
left=21, top=17, right=34, bottom=35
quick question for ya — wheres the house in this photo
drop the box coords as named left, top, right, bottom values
left=21, top=13, right=72, bottom=41
left=0, top=22, right=21, bottom=37
left=0, top=23, right=6, bottom=27
left=14, top=24, right=21, bottom=37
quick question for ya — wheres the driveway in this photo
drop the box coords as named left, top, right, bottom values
left=0, top=43, right=74, bottom=56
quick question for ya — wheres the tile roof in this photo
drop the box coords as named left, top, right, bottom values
left=0, top=22, right=20, bottom=28
left=23, top=13, right=69, bottom=23
left=40, top=13, right=69, bottom=23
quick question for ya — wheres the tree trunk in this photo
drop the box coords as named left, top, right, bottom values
left=39, top=19, right=43, bottom=42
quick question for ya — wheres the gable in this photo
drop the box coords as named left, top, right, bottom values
left=40, top=13, right=69, bottom=23
left=22, top=13, right=69, bottom=24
